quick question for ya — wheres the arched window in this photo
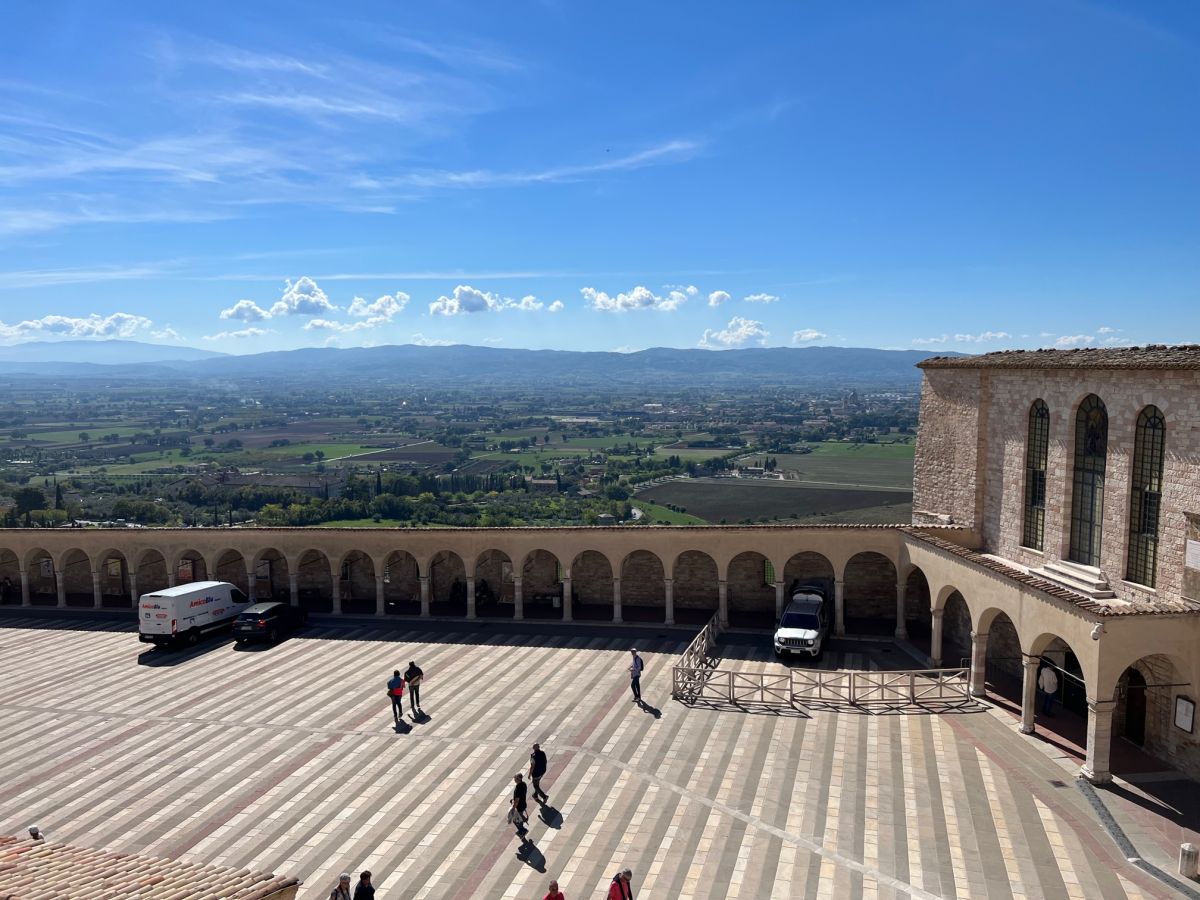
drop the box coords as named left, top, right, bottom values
left=1126, top=406, right=1165, bottom=587
left=1022, top=400, right=1050, bottom=550
left=1069, top=395, right=1108, bottom=566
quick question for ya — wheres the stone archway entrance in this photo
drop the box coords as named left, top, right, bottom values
left=0, top=549, right=18, bottom=605
left=297, top=549, right=333, bottom=613
left=521, top=550, right=563, bottom=620
left=136, top=550, right=170, bottom=598
left=429, top=550, right=466, bottom=617
left=843, top=552, right=897, bottom=635
left=672, top=551, right=719, bottom=625
left=475, top=550, right=514, bottom=618
left=620, top=550, right=666, bottom=623
left=254, top=550, right=290, bottom=603
left=339, top=550, right=376, bottom=615
left=382, top=551, right=420, bottom=615
left=571, top=551, right=613, bottom=622
left=726, top=551, right=774, bottom=628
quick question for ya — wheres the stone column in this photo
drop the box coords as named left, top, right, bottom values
left=55, top=570, right=66, bottom=608
left=466, top=577, right=476, bottom=620
left=288, top=572, right=299, bottom=607
left=1082, top=699, right=1116, bottom=784
left=612, top=576, right=622, bottom=624
left=245, top=568, right=256, bottom=601
left=1020, top=655, right=1039, bottom=734
left=833, top=579, right=845, bottom=637
left=167, top=570, right=177, bottom=588
left=19, top=570, right=30, bottom=607
left=561, top=576, right=573, bottom=622
left=664, top=578, right=675, bottom=626
left=332, top=581, right=343, bottom=616
left=774, top=580, right=786, bottom=620
left=375, top=575, right=386, bottom=616
left=513, top=576, right=524, bottom=621
left=894, top=581, right=908, bottom=640
left=969, top=630, right=988, bottom=697
left=129, top=572, right=139, bottom=605
left=91, top=569, right=102, bottom=608
left=718, top=579, right=728, bottom=628
left=930, top=607, right=944, bottom=667
left=419, top=575, right=431, bottom=617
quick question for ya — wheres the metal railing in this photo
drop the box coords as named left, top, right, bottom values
left=791, top=668, right=969, bottom=706
left=671, top=611, right=724, bottom=700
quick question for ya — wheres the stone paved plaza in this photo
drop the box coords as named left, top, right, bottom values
left=0, top=616, right=1179, bottom=899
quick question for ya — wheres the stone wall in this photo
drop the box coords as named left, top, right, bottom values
left=673, top=551, right=719, bottom=609
left=620, top=551, right=666, bottom=607
left=727, top=552, right=774, bottom=612
left=942, top=592, right=972, bottom=666
left=843, top=552, right=896, bottom=622
left=1113, top=655, right=1200, bottom=781
left=913, top=369, right=983, bottom=529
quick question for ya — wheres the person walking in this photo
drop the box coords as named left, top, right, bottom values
left=529, top=743, right=549, bottom=803
left=608, top=867, right=634, bottom=899
left=628, top=649, right=644, bottom=703
left=352, top=870, right=375, bottom=900
left=1038, top=665, right=1059, bottom=717
left=542, top=878, right=565, bottom=900
left=387, top=670, right=405, bottom=724
left=510, top=773, right=529, bottom=832
left=404, top=660, right=424, bottom=717
left=328, top=873, right=352, bottom=900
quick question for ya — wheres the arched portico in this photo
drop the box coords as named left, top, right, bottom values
left=940, top=590, right=971, bottom=669
left=174, top=549, right=208, bottom=584
left=60, top=548, right=92, bottom=608
left=24, top=547, right=56, bottom=606
left=521, top=549, right=563, bottom=620
left=571, top=550, right=614, bottom=622
left=296, top=549, right=333, bottom=613
left=213, top=549, right=249, bottom=595
left=903, top=566, right=932, bottom=653
left=671, top=550, right=719, bottom=626
left=135, top=549, right=170, bottom=598
left=0, top=549, right=19, bottom=605
left=726, top=550, right=775, bottom=628
left=428, top=550, right=466, bottom=617
left=842, top=551, right=897, bottom=636
left=94, top=548, right=132, bottom=608
left=382, top=550, right=420, bottom=616
left=475, top=549, right=514, bottom=619
left=620, top=550, right=666, bottom=623
left=338, top=550, right=376, bottom=615
left=253, top=549, right=290, bottom=603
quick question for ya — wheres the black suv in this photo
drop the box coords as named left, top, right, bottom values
left=232, top=602, right=306, bottom=645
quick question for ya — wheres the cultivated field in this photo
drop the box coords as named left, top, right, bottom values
left=638, top=478, right=911, bottom=524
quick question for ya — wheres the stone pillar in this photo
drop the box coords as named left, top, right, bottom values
left=894, top=581, right=908, bottom=640
left=245, top=568, right=256, bottom=601
left=612, top=576, right=622, bottom=624
left=664, top=578, right=675, bottom=626
left=167, top=570, right=177, bottom=588
left=288, top=572, right=299, bottom=607
left=1082, top=699, right=1116, bottom=784
left=774, top=580, right=786, bottom=620
left=513, top=576, right=524, bottom=620
left=562, top=576, right=573, bottom=622
left=332, top=581, right=343, bottom=616
left=91, top=569, right=102, bottom=609
left=129, top=572, right=139, bottom=605
left=969, top=630, right=988, bottom=697
left=930, top=607, right=944, bottom=667
left=419, top=575, right=431, bottom=617
left=833, top=579, right=845, bottom=637
left=55, top=570, right=66, bottom=608
left=375, top=575, right=386, bottom=616
left=19, top=570, right=30, bottom=607
left=1020, top=655, right=1039, bottom=734
left=466, top=577, right=476, bottom=620
left=718, top=579, right=728, bottom=628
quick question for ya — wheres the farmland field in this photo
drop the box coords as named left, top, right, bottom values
left=638, top=478, right=911, bottom=524
left=755, top=446, right=914, bottom=490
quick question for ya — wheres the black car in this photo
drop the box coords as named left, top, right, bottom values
left=232, top=602, right=307, bottom=645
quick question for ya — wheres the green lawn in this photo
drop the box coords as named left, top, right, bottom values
left=632, top=500, right=707, bottom=525
left=803, top=440, right=915, bottom=459
left=20, top=425, right=155, bottom=444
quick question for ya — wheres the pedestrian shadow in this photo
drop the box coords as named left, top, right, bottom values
left=412, top=711, right=432, bottom=724
left=637, top=700, right=662, bottom=719
left=515, top=835, right=546, bottom=872
left=393, top=719, right=412, bottom=734
left=537, top=804, right=563, bottom=829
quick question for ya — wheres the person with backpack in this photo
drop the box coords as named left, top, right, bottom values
left=529, top=742, right=549, bottom=803
left=628, top=649, right=644, bottom=703
left=608, top=868, right=634, bottom=899
left=510, top=773, right=529, bottom=833
left=387, top=670, right=405, bottom=724
left=328, top=873, right=352, bottom=900
left=404, top=660, right=424, bottom=717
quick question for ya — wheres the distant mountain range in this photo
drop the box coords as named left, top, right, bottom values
left=0, top=340, right=960, bottom=387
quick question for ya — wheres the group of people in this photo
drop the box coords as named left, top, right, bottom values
left=328, top=870, right=374, bottom=899
left=385, top=661, right=424, bottom=723
left=536, top=868, right=634, bottom=899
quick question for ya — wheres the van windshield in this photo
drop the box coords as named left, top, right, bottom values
left=780, top=611, right=820, bottom=630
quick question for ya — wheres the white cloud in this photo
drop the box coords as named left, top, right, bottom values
left=665, top=284, right=699, bottom=297
left=699, top=316, right=769, bottom=348
left=151, top=326, right=182, bottom=341
left=429, top=285, right=553, bottom=315
left=744, top=293, right=779, bottom=304
left=270, top=277, right=338, bottom=316
left=547, top=300, right=564, bottom=313
left=954, top=331, right=1011, bottom=343
left=347, top=292, right=408, bottom=319
left=912, top=335, right=949, bottom=345
left=512, top=295, right=543, bottom=311
left=1102, top=336, right=1132, bottom=346
left=1097, top=325, right=1117, bottom=334
left=410, top=332, right=455, bottom=346
left=202, top=327, right=270, bottom=341
left=219, top=299, right=270, bottom=322
left=708, top=290, right=731, bottom=308
left=581, top=285, right=689, bottom=312
left=792, top=329, right=827, bottom=343
left=0, top=312, right=153, bottom=339
left=1039, top=331, right=1055, bottom=338
left=1055, top=334, right=1095, bottom=347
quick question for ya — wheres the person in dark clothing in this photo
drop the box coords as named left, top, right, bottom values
left=352, top=870, right=375, bottom=900
left=628, top=649, right=644, bottom=703
left=529, top=743, right=549, bottom=803
left=386, top=670, right=405, bottom=724
left=404, top=661, right=424, bottom=717
left=511, top=773, right=528, bottom=832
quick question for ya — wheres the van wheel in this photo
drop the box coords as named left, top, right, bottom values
left=185, top=629, right=200, bottom=646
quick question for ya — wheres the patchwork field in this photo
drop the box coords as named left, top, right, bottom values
left=638, top=478, right=912, bottom=524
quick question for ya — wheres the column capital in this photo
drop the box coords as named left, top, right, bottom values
left=1086, top=697, right=1117, bottom=714
left=664, top=577, right=674, bottom=585
left=970, top=630, right=989, bottom=640
left=930, top=606, right=944, bottom=619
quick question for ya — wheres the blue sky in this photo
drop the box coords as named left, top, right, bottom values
left=1, top=1, right=1198, bottom=353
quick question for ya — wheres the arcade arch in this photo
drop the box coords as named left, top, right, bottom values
left=570, top=550, right=613, bottom=621
left=843, top=551, right=897, bottom=635
left=521, top=549, right=563, bottom=620
left=297, top=549, right=334, bottom=613
left=382, top=550, right=420, bottom=615
left=726, top=550, right=774, bottom=628
left=428, top=550, right=466, bottom=616
left=620, top=550, right=666, bottom=623
left=672, top=550, right=719, bottom=625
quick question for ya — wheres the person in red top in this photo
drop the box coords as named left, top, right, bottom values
left=608, top=868, right=633, bottom=899
left=542, top=878, right=565, bottom=900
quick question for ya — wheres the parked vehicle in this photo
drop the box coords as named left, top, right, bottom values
left=233, top=602, right=307, bottom=645
left=773, top=587, right=830, bottom=659
left=138, top=581, right=253, bottom=647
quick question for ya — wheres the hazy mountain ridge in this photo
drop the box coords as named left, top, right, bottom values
left=0, top=340, right=226, bottom=364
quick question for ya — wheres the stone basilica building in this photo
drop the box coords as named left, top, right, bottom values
left=1, top=345, right=1199, bottom=784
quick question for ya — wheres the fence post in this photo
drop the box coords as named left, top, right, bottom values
left=910, top=672, right=916, bottom=703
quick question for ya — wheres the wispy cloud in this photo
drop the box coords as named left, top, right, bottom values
left=792, top=329, right=826, bottom=343
left=1055, top=334, right=1095, bottom=347
left=0, top=312, right=153, bottom=340
left=202, top=326, right=271, bottom=341
left=954, top=331, right=1011, bottom=343
left=743, top=292, right=779, bottom=304
left=0, top=264, right=173, bottom=289
left=912, top=335, right=949, bottom=345
left=410, top=332, right=456, bottom=346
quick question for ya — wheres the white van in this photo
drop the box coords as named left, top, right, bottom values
left=773, top=587, right=830, bottom=660
left=138, top=581, right=252, bottom=647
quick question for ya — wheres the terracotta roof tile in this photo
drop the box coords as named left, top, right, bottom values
left=917, top=344, right=1200, bottom=370
left=0, top=836, right=300, bottom=899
